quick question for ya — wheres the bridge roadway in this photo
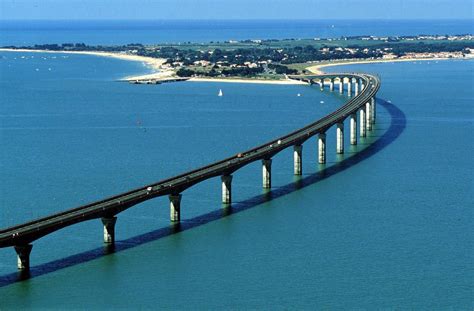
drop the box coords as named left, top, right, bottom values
left=0, top=73, right=381, bottom=270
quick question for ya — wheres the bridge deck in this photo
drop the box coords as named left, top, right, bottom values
left=0, top=73, right=380, bottom=248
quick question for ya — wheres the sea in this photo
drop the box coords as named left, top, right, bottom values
left=1, top=19, right=473, bottom=46
left=0, top=20, right=473, bottom=309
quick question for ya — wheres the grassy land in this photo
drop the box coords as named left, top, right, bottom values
left=149, top=38, right=474, bottom=51
left=287, top=59, right=379, bottom=72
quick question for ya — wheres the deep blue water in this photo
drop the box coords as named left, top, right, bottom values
left=1, top=19, right=472, bottom=46
left=0, top=20, right=473, bottom=308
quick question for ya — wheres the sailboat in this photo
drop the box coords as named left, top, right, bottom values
left=218, top=89, right=223, bottom=97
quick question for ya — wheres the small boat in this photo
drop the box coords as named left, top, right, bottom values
left=297, top=93, right=301, bottom=97
left=320, top=100, right=324, bottom=104
left=218, top=89, right=223, bottom=97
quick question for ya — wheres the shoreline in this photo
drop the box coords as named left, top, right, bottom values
left=306, top=56, right=474, bottom=74
left=0, top=48, right=171, bottom=80
left=0, top=48, right=305, bottom=84
left=1, top=48, right=472, bottom=83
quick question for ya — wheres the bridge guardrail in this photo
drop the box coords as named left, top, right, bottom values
left=0, top=73, right=380, bottom=248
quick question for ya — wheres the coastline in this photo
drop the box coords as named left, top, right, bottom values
left=1, top=48, right=472, bottom=83
left=191, top=56, right=473, bottom=83
left=306, top=56, right=474, bottom=74
left=0, top=48, right=171, bottom=80
left=0, top=48, right=305, bottom=84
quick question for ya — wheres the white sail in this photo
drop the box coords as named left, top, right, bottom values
left=218, top=89, right=223, bottom=96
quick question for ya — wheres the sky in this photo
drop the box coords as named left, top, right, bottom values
left=1, top=0, right=472, bottom=20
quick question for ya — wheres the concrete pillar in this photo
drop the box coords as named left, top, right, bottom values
left=350, top=113, right=357, bottom=145
left=371, top=97, right=376, bottom=123
left=14, top=244, right=33, bottom=270
left=221, top=175, right=232, bottom=204
left=347, top=79, right=352, bottom=96
left=336, top=122, right=344, bottom=154
left=366, top=102, right=372, bottom=131
left=320, top=79, right=324, bottom=90
left=329, top=79, right=334, bottom=91
left=318, top=133, right=326, bottom=164
left=293, top=145, right=303, bottom=175
left=101, top=216, right=117, bottom=244
left=339, top=78, right=344, bottom=94
left=169, top=194, right=182, bottom=222
left=354, top=81, right=359, bottom=96
left=360, top=80, right=365, bottom=91
left=360, top=107, right=367, bottom=137
left=262, top=159, right=272, bottom=188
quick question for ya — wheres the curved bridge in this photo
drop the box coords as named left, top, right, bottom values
left=1, top=73, right=381, bottom=270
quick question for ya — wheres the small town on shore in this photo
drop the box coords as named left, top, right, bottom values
left=3, top=34, right=473, bottom=84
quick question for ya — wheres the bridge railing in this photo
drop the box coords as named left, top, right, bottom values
left=1, top=74, right=380, bottom=236
left=0, top=73, right=381, bottom=269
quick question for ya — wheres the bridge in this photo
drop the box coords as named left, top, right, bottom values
left=0, top=73, right=381, bottom=270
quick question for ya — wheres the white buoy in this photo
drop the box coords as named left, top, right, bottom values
left=297, top=93, right=301, bottom=97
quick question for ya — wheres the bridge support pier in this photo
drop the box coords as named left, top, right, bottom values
left=320, top=79, right=324, bottom=90
left=347, top=80, right=352, bottom=96
left=366, top=102, right=372, bottom=131
left=336, top=122, right=344, bottom=154
left=371, top=97, right=376, bottom=123
left=169, top=194, right=182, bottom=222
left=262, top=159, right=272, bottom=188
left=101, top=216, right=117, bottom=244
left=318, top=133, right=326, bottom=164
left=221, top=175, right=233, bottom=204
left=14, top=244, right=33, bottom=270
left=294, top=145, right=303, bottom=175
left=354, top=81, right=359, bottom=96
left=360, top=107, right=367, bottom=137
left=339, top=79, right=344, bottom=94
left=350, top=113, right=357, bottom=145
left=329, top=80, right=334, bottom=92
left=360, top=81, right=365, bottom=91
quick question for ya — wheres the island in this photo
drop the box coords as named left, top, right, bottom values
left=2, top=34, right=473, bottom=84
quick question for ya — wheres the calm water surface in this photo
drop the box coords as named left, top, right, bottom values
left=0, top=52, right=472, bottom=308
left=1, top=19, right=472, bottom=45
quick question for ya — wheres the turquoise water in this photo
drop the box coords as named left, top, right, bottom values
left=0, top=52, right=473, bottom=309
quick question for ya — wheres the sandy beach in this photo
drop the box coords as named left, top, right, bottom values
left=2, top=48, right=471, bottom=83
left=0, top=48, right=304, bottom=84
left=0, top=48, right=170, bottom=80
left=306, top=56, right=473, bottom=74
